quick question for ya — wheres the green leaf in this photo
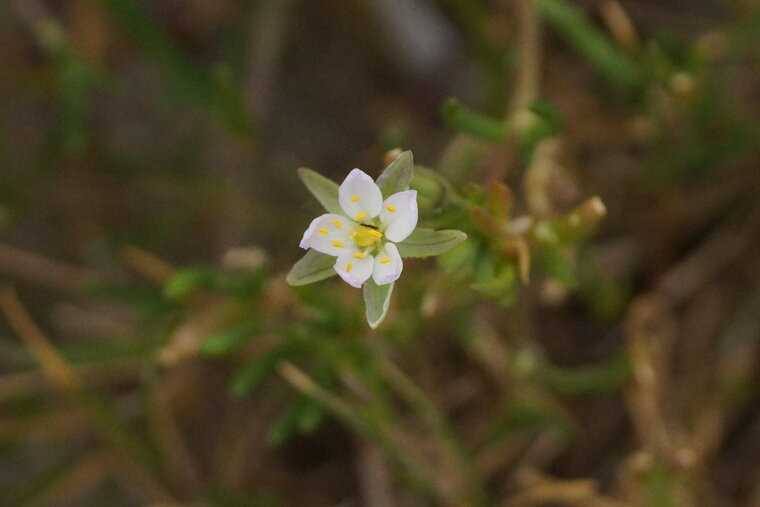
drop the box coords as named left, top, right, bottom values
left=200, top=320, right=258, bottom=356
left=99, top=0, right=253, bottom=135
left=164, top=266, right=268, bottom=299
left=376, top=150, right=413, bottom=197
left=537, top=0, right=643, bottom=87
left=363, top=279, right=394, bottom=329
left=489, top=395, right=574, bottom=442
left=286, top=250, right=336, bottom=286
left=440, top=97, right=508, bottom=142
left=541, top=352, right=631, bottom=398
left=164, top=267, right=220, bottom=299
left=530, top=100, right=565, bottom=132
left=231, top=347, right=293, bottom=397
left=266, top=397, right=325, bottom=445
left=297, top=168, right=343, bottom=214
left=536, top=249, right=579, bottom=290
left=438, top=239, right=479, bottom=273
left=470, top=258, right=518, bottom=305
left=520, top=100, right=566, bottom=159
left=396, top=229, right=467, bottom=258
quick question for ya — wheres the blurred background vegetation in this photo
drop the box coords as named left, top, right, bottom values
left=1, top=0, right=759, bottom=505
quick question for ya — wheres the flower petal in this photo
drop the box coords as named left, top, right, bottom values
left=335, top=253, right=374, bottom=288
left=339, top=168, right=383, bottom=221
left=379, top=190, right=418, bottom=242
left=372, top=243, right=403, bottom=285
left=299, top=213, right=357, bottom=256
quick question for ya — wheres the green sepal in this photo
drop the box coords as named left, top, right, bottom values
left=297, top=168, right=343, bottom=214
left=376, top=150, right=413, bottom=197
left=363, top=279, right=394, bottom=329
left=396, top=228, right=467, bottom=258
left=286, top=250, right=336, bottom=286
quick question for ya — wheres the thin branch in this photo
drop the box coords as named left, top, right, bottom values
left=0, top=243, right=99, bottom=292
left=0, top=287, right=176, bottom=504
left=509, top=0, right=541, bottom=123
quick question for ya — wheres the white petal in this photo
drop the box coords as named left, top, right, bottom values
left=372, top=243, right=403, bottom=285
left=339, top=168, right=383, bottom=221
left=334, top=253, right=374, bottom=288
left=379, top=190, right=418, bottom=242
left=299, top=213, right=357, bottom=256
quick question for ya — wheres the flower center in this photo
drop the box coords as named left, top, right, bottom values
left=352, top=225, right=383, bottom=248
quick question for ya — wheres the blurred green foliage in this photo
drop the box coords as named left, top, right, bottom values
left=1, top=0, right=759, bottom=505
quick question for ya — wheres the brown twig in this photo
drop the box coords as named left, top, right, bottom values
left=655, top=205, right=760, bottom=306
left=0, top=363, right=141, bottom=404
left=356, top=438, right=395, bottom=507
left=26, top=450, right=113, bottom=507
left=0, top=243, right=99, bottom=292
left=0, top=286, right=176, bottom=503
left=120, top=245, right=176, bottom=285
left=501, top=473, right=628, bottom=507
left=509, top=0, right=541, bottom=123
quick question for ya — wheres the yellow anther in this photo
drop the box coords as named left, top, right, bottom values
left=318, top=228, right=329, bottom=235
left=353, top=252, right=367, bottom=259
left=353, top=226, right=380, bottom=247
left=354, top=212, right=367, bottom=221
left=351, top=195, right=359, bottom=202
left=331, top=240, right=345, bottom=248
left=332, top=219, right=343, bottom=229
left=386, top=204, right=397, bottom=212
left=346, top=262, right=353, bottom=272
left=380, top=257, right=391, bottom=264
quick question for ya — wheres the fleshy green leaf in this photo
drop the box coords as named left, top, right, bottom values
left=200, top=320, right=258, bottom=356
left=488, top=395, right=574, bottom=442
left=440, top=97, right=508, bottom=142
left=376, top=150, right=413, bottom=197
left=297, top=168, right=343, bottom=214
left=396, top=228, right=468, bottom=258
left=363, top=279, right=394, bottom=329
left=471, top=257, right=518, bottom=305
left=164, top=267, right=220, bottom=299
left=286, top=250, right=336, bottom=286
left=266, top=397, right=325, bottom=445
left=231, top=347, right=293, bottom=396
left=537, top=0, right=643, bottom=87
left=536, top=249, right=579, bottom=290
left=541, top=352, right=631, bottom=398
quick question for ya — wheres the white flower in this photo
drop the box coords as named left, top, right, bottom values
left=299, top=168, right=418, bottom=288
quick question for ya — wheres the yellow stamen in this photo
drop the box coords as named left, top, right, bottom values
left=354, top=212, right=367, bottom=221
left=353, top=252, right=367, bottom=259
left=353, top=226, right=381, bottom=248
left=346, top=262, right=353, bottom=272
left=386, top=204, right=397, bottom=212
left=331, top=240, right=345, bottom=248
left=380, top=257, right=391, bottom=264
left=332, top=219, right=343, bottom=228
left=318, top=228, right=329, bottom=235
left=351, top=195, right=359, bottom=202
